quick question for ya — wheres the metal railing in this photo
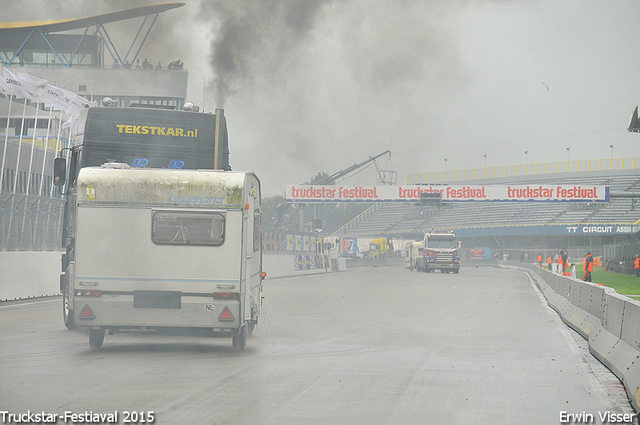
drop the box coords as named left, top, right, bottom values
left=406, top=157, right=638, bottom=184
left=0, top=194, right=64, bottom=251
left=331, top=203, right=381, bottom=236
left=0, top=135, right=68, bottom=151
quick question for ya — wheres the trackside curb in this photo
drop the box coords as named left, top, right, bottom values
left=509, top=263, right=640, bottom=414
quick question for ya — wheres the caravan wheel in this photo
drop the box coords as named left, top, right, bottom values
left=89, top=329, right=105, bottom=349
left=232, top=327, right=247, bottom=351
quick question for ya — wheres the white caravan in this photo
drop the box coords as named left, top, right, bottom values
left=65, top=165, right=263, bottom=350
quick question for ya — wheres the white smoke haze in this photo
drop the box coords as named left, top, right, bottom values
left=9, top=0, right=640, bottom=195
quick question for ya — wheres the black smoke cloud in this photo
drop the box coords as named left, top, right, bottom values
left=198, top=1, right=336, bottom=107
left=192, top=0, right=470, bottom=189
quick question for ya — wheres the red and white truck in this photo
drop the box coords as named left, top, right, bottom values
left=416, top=229, right=461, bottom=273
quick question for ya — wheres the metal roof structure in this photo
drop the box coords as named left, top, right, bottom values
left=0, top=3, right=185, bottom=68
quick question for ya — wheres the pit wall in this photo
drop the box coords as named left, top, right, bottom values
left=262, top=253, right=347, bottom=279
left=0, top=252, right=344, bottom=301
left=517, top=263, right=640, bottom=413
left=0, top=251, right=62, bottom=301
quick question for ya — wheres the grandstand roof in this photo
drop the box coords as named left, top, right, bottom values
left=0, top=3, right=185, bottom=34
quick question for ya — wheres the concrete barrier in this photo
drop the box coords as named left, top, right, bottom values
left=0, top=251, right=62, bottom=301
left=520, top=263, right=640, bottom=413
left=262, top=253, right=335, bottom=279
left=0, top=251, right=341, bottom=301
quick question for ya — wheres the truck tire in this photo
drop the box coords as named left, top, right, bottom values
left=63, top=279, right=74, bottom=330
left=89, top=329, right=105, bottom=349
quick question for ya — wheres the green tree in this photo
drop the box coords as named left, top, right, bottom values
left=305, top=172, right=331, bottom=185
left=262, top=194, right=370, bottom=233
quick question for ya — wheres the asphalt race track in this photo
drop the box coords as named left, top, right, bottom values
left=0, top=265, right=636, bottom=424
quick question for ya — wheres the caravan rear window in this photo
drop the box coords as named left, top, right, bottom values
left=152, top=211, right=225, bottom=246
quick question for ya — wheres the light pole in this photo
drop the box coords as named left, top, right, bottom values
left=524, top=150, right=528, bottom=173
left=483, top=154, right=487, bottom=178
left=444, top=158, right=448, bottom=181
left=566, top=147, right=571, bottom=171
left=610, top=144, right=614, bottom=168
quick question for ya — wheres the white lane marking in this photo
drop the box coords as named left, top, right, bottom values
left=0, top=298, right=59, bottom=309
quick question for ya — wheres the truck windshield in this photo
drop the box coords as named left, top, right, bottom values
left=152, top=211, right=225, bottom=245
left=427, top=239, right=455, bottom=249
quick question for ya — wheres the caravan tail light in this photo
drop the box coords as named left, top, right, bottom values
left=75, top=290, right=101, bottom=297
left=213, top=292, right=239, bottom=300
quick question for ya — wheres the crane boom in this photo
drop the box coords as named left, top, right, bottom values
left=315, top=150, right=391, bottom=185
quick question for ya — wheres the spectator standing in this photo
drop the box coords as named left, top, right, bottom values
left=583, top=252, right=594, bottom=282
left=557, top=250, right=564, bottom=275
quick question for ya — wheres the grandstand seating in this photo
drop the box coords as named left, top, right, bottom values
left=335, top=169, right=640, bottom=237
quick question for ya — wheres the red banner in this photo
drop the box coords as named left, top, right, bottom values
left=285, top=185, right=609, bottom=203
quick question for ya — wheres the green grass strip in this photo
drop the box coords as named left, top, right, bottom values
left=572, top=265, right=640, bottom=300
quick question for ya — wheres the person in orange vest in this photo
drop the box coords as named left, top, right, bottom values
left=562, top=250, right=569, bottom=276
left=557, top=250, right=564, bottom=275
left=537, top=253, right=542, bottom=266
left=635, top=255, right=640, bottom=277
left=583, top=252, right=594, bottom=282
left=547, top=255, right=553, bottom=270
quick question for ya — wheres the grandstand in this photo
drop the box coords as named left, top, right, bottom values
left=333, top=165, right=640, bottom=242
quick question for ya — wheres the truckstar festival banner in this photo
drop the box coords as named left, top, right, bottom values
left=284, top=185, right=609, bottom=203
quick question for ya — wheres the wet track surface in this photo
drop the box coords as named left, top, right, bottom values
left=0, top=265, right=636, bottom=424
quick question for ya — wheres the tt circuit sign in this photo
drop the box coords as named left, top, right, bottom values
left=567, top=225, right=638, bottom=234
left=284, top=185, right=609, bottom=203
left=454, top=223, right=640, bottom=238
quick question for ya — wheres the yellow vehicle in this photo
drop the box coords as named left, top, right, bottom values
left=369, top=237, right=391, bottom=258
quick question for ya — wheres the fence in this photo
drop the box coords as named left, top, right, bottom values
left=407, top=157, right=640, bottom=184
left=1, top=123, right=68, bottom=251
left=0, top=194, right=64, bottom=251
left=602, top=242, right=640, bottom=274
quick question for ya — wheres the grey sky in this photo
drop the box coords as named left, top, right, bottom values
left=198, top=0, right=640, bottom=195
left=8, top=0, right=640, bottom=196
